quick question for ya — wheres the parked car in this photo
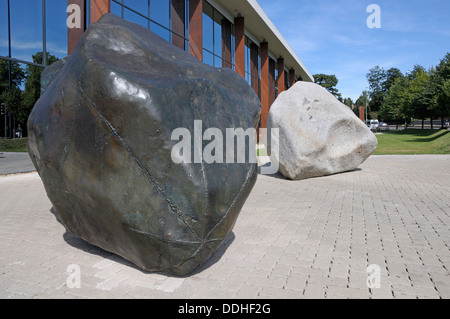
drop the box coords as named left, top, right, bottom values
left=369, top=120, right=379, bottom=129
left=379, top=122, right=388, bottom=127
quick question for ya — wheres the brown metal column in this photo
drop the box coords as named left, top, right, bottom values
left=277, top=57, right=285, bottom=94
left=359, top=106, right=365, bottom=123
left=250, top=43, right=259, bottom=96
left=172, top=0, right=185, bottom=50
left=222, top=19, right=232, bottom=69
left=189, top=0, right=203, bottom=61
left=91, top=0, right=110, bottom=24
left=234, top=16, right=245, bottom=79
left=260, top=42, right=269, bottom=130
left=289, top=69, right=296, bottom=88
left=67, top=0, right=85, bottom=55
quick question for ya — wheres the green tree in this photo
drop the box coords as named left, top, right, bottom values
left=442, top=79, right=450, bottom=111
left=0, top=87, right=23, bottom=122
left=366, top=66, right=386, bottom=112
left=431, top=53, right=450, bottom=128
left=384, top=67, right=403, bottom=92
left=314, top=74, right=342, bottom=99
left=22, top=52, right=59, bottom=117
left=1, top=59, right=25, bottom=136
left=355, top=91, right=369, bottom=109
left=343, top=97, right=353, bottom=108
left=367, top=66, right=404, bottom=112
left=411, top=71, right=437, bottom=129
left=0, top=59, right=25, bottom=95
left=380, top=76, right=412, bottom=127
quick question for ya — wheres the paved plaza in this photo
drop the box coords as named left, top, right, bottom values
left=0, top=155, right=449, bottom=299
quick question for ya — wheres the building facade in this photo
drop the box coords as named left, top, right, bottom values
left=0, top=0, right=313, bottom=137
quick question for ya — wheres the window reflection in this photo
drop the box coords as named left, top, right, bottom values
left=245, top=37, right=260, bottom=98
left=202, top=0, right=233, bottom=69
left=213, top=10, right=223, bottom=58
left=124, top=0, right=149, bottom=17
left=10, top=0, right=43, bottom=62
left=124, top=8, right=149, bottom=29
left=0, top=0, right=8, bottom=57
left=1, top=0, right=64, bottom=138
left=202, top=1, right=213, bottom=53
left=46, top=0, right=69, bottom=59
left=112, top=0, right=186, bottom=49
left=150, top=0, right=170, bottom=29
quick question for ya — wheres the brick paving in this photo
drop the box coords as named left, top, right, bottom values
left=0, top=155, right=449, bottom=299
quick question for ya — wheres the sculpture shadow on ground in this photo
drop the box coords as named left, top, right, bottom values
left=51, top=207, right=235, bottom=278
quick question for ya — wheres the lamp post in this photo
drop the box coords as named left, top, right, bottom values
left=365, top=87, right=368, bottom=126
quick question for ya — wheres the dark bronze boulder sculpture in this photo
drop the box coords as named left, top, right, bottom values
left=27, top=14, right=260, bottom=276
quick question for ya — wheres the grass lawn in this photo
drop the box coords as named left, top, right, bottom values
left=3, top=132, right=448, bottom=155
left=257, top=148, right=268, bottom=157
left=374, top=129, right=450, bottom=155
left=0, top=138, right=28, bottom=153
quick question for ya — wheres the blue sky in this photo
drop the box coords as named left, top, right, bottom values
left=258, top=0, right=450, bottom=102
left=2, top=0, right=449, bottom=103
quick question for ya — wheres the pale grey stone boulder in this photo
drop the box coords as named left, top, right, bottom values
left=267, top=82, right=378, bottom=180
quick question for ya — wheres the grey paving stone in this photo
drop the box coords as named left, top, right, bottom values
left=1, top=155, right=449, bottom=299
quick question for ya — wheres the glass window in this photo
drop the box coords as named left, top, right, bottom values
left=150, top=21, right=169, bottom=42
left=124, top=8, right=150, bottom=29
left=231, top=28, right=235, bottom=69
left=46, top=0, right=68, bottom=60
left=0, top=0, right=9, bottom=57
left=111, top=0, right=124, bottom=18
left=0, top=0, right=65, bottom=137
left=285, top=70, right=289, bottom=89
left=203, top=50, right=214, bottom=68
left=213, top=11, right=223, bottom=58
left=274, top=68, right=279, bottom=98
left=150, top=0, right=170, bottom=30
left=202, top=1, right=214, bottom=53
left=214, top=55, right=223, bottom=69
left=112, top=0, right=186, bottom=49
left=9, top=0, right=43, bottom=62
left=245, top=37, right=251, bottom=82
left=245, top=36, right=260, bottom=95
left=124, top=0, right=149, bottom=17
left=202, top=0, right=234, bottom=69
left=150, top=0, right=170, bottom=41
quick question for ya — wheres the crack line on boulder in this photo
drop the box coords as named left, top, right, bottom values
left=78, top=85, right=202, bottom=242
left=206, top=164, right=256, bottom=239
left=175, top=164, right=256, bottom=269
left=126, top=226, right=202, bottom=244
left=190, top=88, right=210, bottom=227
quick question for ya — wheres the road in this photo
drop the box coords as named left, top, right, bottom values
left=0, top=152, right=36, bottom=176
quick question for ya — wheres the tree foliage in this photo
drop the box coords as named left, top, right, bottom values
left=343, top=97, right=353, bottom=108
left=0, top=52, right=58, bottom=128
left=431, top=53, right=450, bottom=127
left=366, top=66, right=403, bottom=112
left=0, top=59, right=25, bottom=95
left=22, top=52, right=59, bottom=115
left=314, top=74, right=342, bottom=99
left=371, top=52, right=450, bottom=127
